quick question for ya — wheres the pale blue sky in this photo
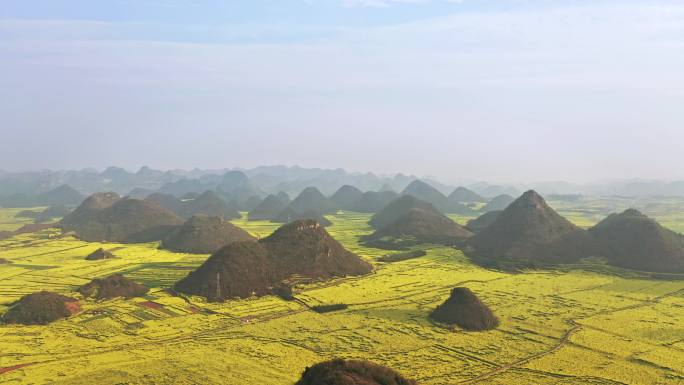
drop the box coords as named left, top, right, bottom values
left=1, top=0, right=684, bottom=183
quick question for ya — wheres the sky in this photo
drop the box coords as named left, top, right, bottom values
left=1, top=0, right=684, bottom=183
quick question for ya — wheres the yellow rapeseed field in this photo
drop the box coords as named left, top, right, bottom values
left=0, top=209, right=683, bottom=384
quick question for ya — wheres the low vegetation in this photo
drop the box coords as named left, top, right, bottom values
left=429, top=287, right=499, bottom=331
left=85, top=248, right=116, bottom=260
left=295, top=359, right=417, bottom=385
left=78, top=274, right=149, bottom=300
left=310, top=304, right=349, bottom=313
left=2, top=291, right=80, bottom=325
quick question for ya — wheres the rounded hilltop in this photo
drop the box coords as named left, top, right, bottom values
left=78, top=274, right=149, bottom=300
left=161, top=215, right=256, bottom=254
left=295, top=359, right=417, bottom=385
left=2, top=291, right=80, bottom=325
left=449, top=186, right=484, bottom=203
left=145, top=192, right=184, bottom=214
left=364, top=206, right=472, bottom=249
left=429, top=287, right=499, bottom=331
left=60, top=192, right=183, bottom=243
left=179, top=190, right=241, bottom=220
left=272, top=208, right=332, bottom=227
left=330, top=185, right=364, bottom=211
left=350, top=190, right=399, bottom=213
left=590, top=208, right=684, bottom=273
left=85, top=248, right=116, bottom=260
left=368, top=195, right=437, bottom=230
left=286, top=187, right=338, bottom=215
left=467, top=190, right=596, bottom=267
left=145, top=190, right=241, bottom=220
left=248, top=193, right=290, bottom=221
left=173, top=219, right=371, bottom=301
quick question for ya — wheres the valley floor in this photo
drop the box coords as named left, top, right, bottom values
left=0, top=211, right=683, bottom=384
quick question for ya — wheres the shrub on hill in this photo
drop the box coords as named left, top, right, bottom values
left=272, top=284, right=295, bottom=301
left=78, top=274, right=149, bottom=300
left=173, top=220, right=371, bottom=301
left=590, top=209, right=684, bottom=273
left=295, top=359, right=417, bottom=385
left=60, top=193, right=183, bottom=243
left=2, top=291, right=80, bottom=325
left=311, top=304, right=348, bottom=313
left=85, top=248, right=116, bottom=260
left=161, top=215, right=256, bottom=254
left=429, top=287, right=499, bottom=331
left=364, top=208, right=472, bottom=249
left=466, top=190, right=596, bottom=268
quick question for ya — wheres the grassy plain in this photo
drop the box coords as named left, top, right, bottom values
left=0, top=206, right=683, bottom=384
left=0, top=208, right=44, bottom=232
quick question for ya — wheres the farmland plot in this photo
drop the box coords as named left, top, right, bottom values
left=0, top=208, right=683, bottom=384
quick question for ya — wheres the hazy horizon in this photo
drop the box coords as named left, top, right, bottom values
left=5, top=164, right=684, bottom=190
left=2, top=0, right=684, bottom=183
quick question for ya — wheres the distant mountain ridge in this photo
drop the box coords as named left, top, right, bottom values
left=4, top=166, right=684, bottom=207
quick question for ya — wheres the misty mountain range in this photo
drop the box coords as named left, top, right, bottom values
left=2, top=166, right=684, bottom=206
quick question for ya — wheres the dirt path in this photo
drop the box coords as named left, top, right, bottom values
left=458, top=320, right=581, bottom=384
left=3, top=257, right=683, bottom=383
left=458, top=287, right=684, bottom=384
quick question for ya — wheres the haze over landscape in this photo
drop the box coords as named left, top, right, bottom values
left=3, top=0, right=684, bottom=182
left=2, top=2, right=684, bottom=385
